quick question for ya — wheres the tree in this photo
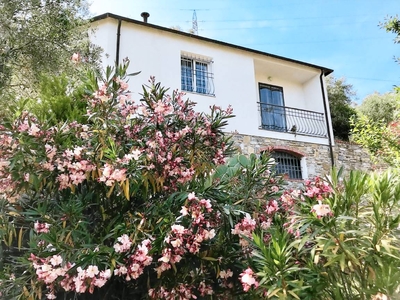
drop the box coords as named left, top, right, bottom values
left=381, top=15, right=400, bottom=92
left=0, top=0, right=100, bottom=99
left=351, top=115, right=400, bottom=168
left=350, top=17, right=400, bottom=165
left=381, top=15, right=400, bottom=60
left=357, top=92, right=400, bottom=124
left=326, top=76, right=357, bottom=141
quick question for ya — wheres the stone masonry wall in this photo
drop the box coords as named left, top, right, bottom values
left=333, top=139, right=386, bottom=173
left=229, top=133, right=383, bottom=179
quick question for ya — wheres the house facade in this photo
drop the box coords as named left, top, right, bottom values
left=90, top=13, right=336, bottom=180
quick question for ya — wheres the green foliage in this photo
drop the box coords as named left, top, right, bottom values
left=352, top=92, right=400, bottom=167
left=351, top=115, right=400, bottom=168
left=1, top=61, right=279, bottom=299
left=380, top=15, right=400, bottom=92
left=326, top=76, right=357, bottom=141
left=250, top=168, right=400, bottom=300
left=2, top=60, right=400, bottom=299
left=25, top=74, right=88, bottom=125
left=351, top=16, right=400, bottom=162
left=357, top=92, right=400, bottom=124
left=0, top=0, right=101, bottom=108
left=381, top=16, right=400, bottom=56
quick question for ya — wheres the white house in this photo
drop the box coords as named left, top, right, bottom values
left=90, top=12, right=336, bottom=180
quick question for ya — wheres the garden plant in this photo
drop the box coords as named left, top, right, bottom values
left=0, top=59, right=399, bottom=299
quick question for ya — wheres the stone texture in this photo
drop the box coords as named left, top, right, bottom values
left=229, top=133, right=386, bottom=179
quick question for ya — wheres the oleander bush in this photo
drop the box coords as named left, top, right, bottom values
left=1, top=59, right=399, bottom=300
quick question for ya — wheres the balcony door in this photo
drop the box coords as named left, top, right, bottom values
left=259, top=83, right=287, bottom=131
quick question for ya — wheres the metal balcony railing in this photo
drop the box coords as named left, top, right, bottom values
left=258, top=102, right=328, bottom=138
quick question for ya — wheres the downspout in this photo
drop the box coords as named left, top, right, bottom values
left=115, top=18, right=122, bottom=67
left=320, top=70, right=335, bottom=167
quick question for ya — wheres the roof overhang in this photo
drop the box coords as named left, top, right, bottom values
left=92, top=13, right=334, bottom=76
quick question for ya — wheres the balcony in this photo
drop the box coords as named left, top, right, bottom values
left=258, top=102, right=328, bottom=138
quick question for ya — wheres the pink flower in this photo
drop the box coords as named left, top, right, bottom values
left=114, top=234, right=132, bottom=253
left=131, top=149, right=141, bottom=160
left=116, top=77, right=129, bottom=90
left=265, top=199, right=279, bottom=215
left=171, top=224, right=185, bottom=234
left=171, top=239, right=182, bottom=248
left=86, top=265, right=99, bottom=278
left=219, top=269, right=233, bottom=279
left=34, top=221, right=50, bottom=233
left=71, top=53, right=80, bottom=63
left=46, top=292, right=57, bottom=299
left=114, top=266, right=128, bottom=276
left=261, top=218, right=272, bottom=230
left=100, top=269, right=111, bottom=279
left=114, top=239, right=152, bottom=280
left=306, top=186, right=321, bottom=198
left=180, top=206, right=188, bottom=216
left=112, top=168, right=126, bottom=182
left=200, top=199, right=212, bottom=210
left=203, top=229, right=216, bottom=240
left=271, top=185, right=279, bottom=192
left=50, top=255, right=63, bottom=266
left=312, top=200, right=332, bottom=217
left=28, top=123, right=41, bottom=137
left=94, top=277, right=107, bottom=288
left=24, top=173, right=30, bottom=182
left=239, top=268, right=259, bottom=292
left=198, top=281, right=214, bottom=296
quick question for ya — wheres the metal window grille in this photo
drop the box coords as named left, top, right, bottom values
left=181, top=57, right=193, bottom=92
left=181, top=57, right=214, bottom=95
left=272, top=151, right=302, bottom=179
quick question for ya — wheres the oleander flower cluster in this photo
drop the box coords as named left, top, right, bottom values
left=231, top=188, right=303, bottom=250
left=114, top=238, right=153, bottom=281
left=304, top=176, right=333, bottom=199
left=231, top=214, right=257, bottom=248
left=158, top=193, right=219, bottom=268
left=29, top=253, right=111, bottom=299
left=239, top=268, right=259, bottom=292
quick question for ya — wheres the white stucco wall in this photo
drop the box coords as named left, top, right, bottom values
left=90, top=19, right=118, bottom=67
left=90, top=17, right=333, bottom=146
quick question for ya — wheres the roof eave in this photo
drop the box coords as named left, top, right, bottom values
left=91, top=13, right=334, bottom=76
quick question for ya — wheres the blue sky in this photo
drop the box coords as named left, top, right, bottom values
left=90, top=0, right=399, bottom=102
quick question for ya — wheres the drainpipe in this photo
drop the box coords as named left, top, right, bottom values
left=320, top=70, right=335, bottom=167
left=115, top=18, right=122, bottom=67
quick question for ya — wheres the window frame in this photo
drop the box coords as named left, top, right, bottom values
left=271, top=150, right=303, bottom=180
left=258, top=83, right=287, bottom=132
left=181, top=56, right=214, bottom=96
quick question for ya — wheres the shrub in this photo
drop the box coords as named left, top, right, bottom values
left=0, top=60, right=284, bottom=299
left=1, top=60, right=399, bottom=300
left=248, top=169, right=400, bottom=299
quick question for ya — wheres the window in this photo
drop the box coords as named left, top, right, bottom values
left=271, top=151, right=302, bottom=179
left=181, top=56, right=214, bottom=95
left=259, top=83, right=287, bottom=132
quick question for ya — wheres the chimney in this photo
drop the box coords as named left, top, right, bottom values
left=141, top=12, right=150, bottom=23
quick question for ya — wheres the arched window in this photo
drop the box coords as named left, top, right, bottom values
left=271, top=151, right=302, bottom=179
